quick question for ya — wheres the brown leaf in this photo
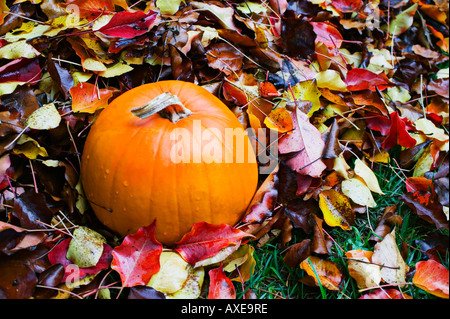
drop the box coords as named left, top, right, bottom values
left=370, top=204, right=402, bottom=242
left=400, top=191, right=448, bottom=230
left=206, top=43, right=243, bottom=76
left=284, top=239, right=311, bottom=268
left=169, top=44, right=195, bottom=82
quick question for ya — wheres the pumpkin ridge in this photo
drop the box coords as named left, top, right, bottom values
left=108, top=127, right=142, bottom=234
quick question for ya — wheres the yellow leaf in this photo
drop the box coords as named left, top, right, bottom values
left=167, top=267, right=204, bottom=299
left=0, top=40, right=40, bottom=59
left=148, top=251, right=203, bottom=297
left=66, top=226, right=106, bottom=268
left=285, top=79, right=322, bottom=116
left=97, top=61, right=133, bottom=78
left=354, top=158, right=384, bottom=194
left=13, top=135, right=48, bottom=159
left=156, top=0, right=185, bottom=15
left=314, top=70, right=347, bottom=92
left=4, top=22, right=50, bottom=42
left=26, top=103, right=61, bottom=130
left=341, top=178, right=377, bottom=208
left=413, top=146, right=433, bottom=177
left=415, top=118, right=449, bottom=142
left=333, top=153, right=351, bottom=179
left=319, top=189, right=355, bottom=230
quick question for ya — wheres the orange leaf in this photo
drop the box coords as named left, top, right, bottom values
left=70, top=82, right=114, bottom=113
left=264, top=107, right=293, bottom=133
left=300, top=256, right=342, bottom=290
left=413, top=259, right=449, bottom=299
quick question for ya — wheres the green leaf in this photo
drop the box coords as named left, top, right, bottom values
left=389, top=4, right=418, bottom=36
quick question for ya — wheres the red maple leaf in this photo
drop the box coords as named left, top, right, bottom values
left=111, top=221, right=162, bottom=287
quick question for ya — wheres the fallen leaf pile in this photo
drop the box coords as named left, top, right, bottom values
left=0, top=0, right=448, bottom=299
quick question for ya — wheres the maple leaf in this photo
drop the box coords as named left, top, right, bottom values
left=111, top=221, right=163, bottom=287
left=174, top=222, right=253, bottom=265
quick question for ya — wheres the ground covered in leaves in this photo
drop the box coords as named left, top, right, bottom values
left=0, top=0, right=448, bottom=300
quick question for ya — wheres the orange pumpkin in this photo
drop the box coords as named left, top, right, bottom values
left=81, top=81, right=258, bottom=245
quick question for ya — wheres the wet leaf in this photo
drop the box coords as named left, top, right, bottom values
left=111, top=221, right=163, bottom=287
left=66, top=226, right=107, bottom=268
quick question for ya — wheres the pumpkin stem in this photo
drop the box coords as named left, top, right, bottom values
left=131, top=92, right=192, bottom=123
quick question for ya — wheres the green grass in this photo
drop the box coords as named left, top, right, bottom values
left=241, top=158, right=449, bottom=299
